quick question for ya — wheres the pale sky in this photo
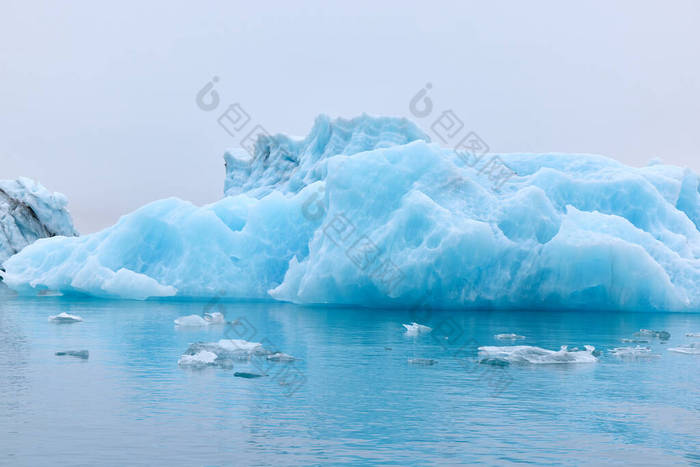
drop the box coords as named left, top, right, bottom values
left=1, top=0, right=698, bottom=233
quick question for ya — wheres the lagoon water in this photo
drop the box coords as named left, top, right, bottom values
left=1, top=288, right=699, bottom=466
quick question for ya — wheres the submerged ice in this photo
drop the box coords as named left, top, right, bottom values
left=3, top=114, right=700, bottom=311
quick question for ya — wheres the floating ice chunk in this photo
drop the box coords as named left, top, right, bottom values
left=174, top=312, right=227, bottom=327
left=621, top=338, right=649, bottom=344
left=55, top=350, right=89, bottom=359
left=634, top=329, right=670, bottom=340
left=610, top=346, right=660, bottom=359
left=266, top=352, right=296, bottom=362
left=495, top=333, right=526, bottom=340
left=216, top=339, right=267, bottom=355
left=234, top=372, right=265, bottom=378
left=177, top=350, right=218, bottom=368
left=48, top=312, right=83, bottom=323
left=181, top=339, right=270, bottom=366
left=204, top=312, right=226, bottom=324
left=174, top=314, right=209, bottom=327
left=667, top=343, right=700, bottom=355
left=408, top=358, right=438, bottom=365
left=403, top=323, right=432, bottom=336
left=478, top=345, right=598, bottom=364
left=686, top=333, right=700, bottom=338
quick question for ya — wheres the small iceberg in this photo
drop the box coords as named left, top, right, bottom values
left=177, top=350, right=219, bottom=368
left=174, top=312, right=227, bottom=327
left=215, top=339, right=267, bottom=356
left=234, top=372, right=265, bottom=379
left=266, top=352, right=296, bottom=362
left=203, top=312, right=226, bottom=324
left=403, top=322, right=432, bottom=336
left=634, top=329, right=670, bottom=340
left=667, top=343, right=700, bottom=355
left=174, top=315, right=208, bottom=327
left=478, top=345, right=598, bottom=365
left=609, top=346, right=660, bottom=359
left=179, top=338, right=279, bottom=370
left=408, top=358, right=438, bottom=365
left=48, top=312, right=83, bottom=323
left=495, top=333, right=526, bottom=340
left=686, top=332, right=700, bottom=338
left=55, top=350, right=89, bottom=359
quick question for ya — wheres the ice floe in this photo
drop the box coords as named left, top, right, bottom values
left=174, top=312, right=227, bottom=327
left=174, top=315, right=209, bottom=327
left=667, top=343, right=700, bottom=355
left=48, top=312, right=83, bottom=323
left=495, top=333, right=526, bottom=340
left=634, top=329, right=670, bottom=340
left=609, top=346, right=660, bottom=359
left=403, top=323, right=432, bottom=336
left=177, top=350, right=219, bottom=368
left=178, top=338, right=297, bottom=370
left=266, top=352, right=296, bottom=362
left=478, top=345, right=598, bottom=364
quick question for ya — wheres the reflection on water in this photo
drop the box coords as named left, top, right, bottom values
left=0, top=288, right=699, bottom=465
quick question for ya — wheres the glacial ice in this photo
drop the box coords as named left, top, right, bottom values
left=495, top=333, right=526, bottom=340
left=182, top=339, right=269, bottom=362
left=177, top=350, right=218, bottom=368
left=266, top=352, right=296, bottom=362
left=667, top=343, right=700, bottom=355
left=174, top=315, right=208, bottom=327
left=478, top=345, right=598, bottom=364
left=3, top=114, right=700, bottom=311
left=609, top=346, right=659, bottom=359
left=634, top=329, right=670, bottom=340
left=178, top=338, right=296, bottom=371
left=0, top=177, right=77, bottom=264
left=204, top=312, right=226, bottom=324
left=48, top=312, right=83, bottom=323
left=403, top=322, right=432, bottom=336
left=174, top=312, right=226, bottom=327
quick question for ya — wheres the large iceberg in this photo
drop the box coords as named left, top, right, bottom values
left=0, top=177, right=78, bottom=264
left=3, top=115, right=700, bottom=311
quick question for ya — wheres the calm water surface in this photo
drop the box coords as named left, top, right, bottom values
left=1, top=288, right=699, bottom=466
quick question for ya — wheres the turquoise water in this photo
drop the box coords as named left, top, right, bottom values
left=1, top=289, right=699, bottom=466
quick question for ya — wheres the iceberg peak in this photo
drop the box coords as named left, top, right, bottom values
left=223, top=114, right=429, bottom=197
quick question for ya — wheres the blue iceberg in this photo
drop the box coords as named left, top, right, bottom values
left=3, top=115, right=700, bottom=311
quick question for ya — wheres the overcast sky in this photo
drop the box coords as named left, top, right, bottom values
left=1, top=1, right=698, bottom=233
